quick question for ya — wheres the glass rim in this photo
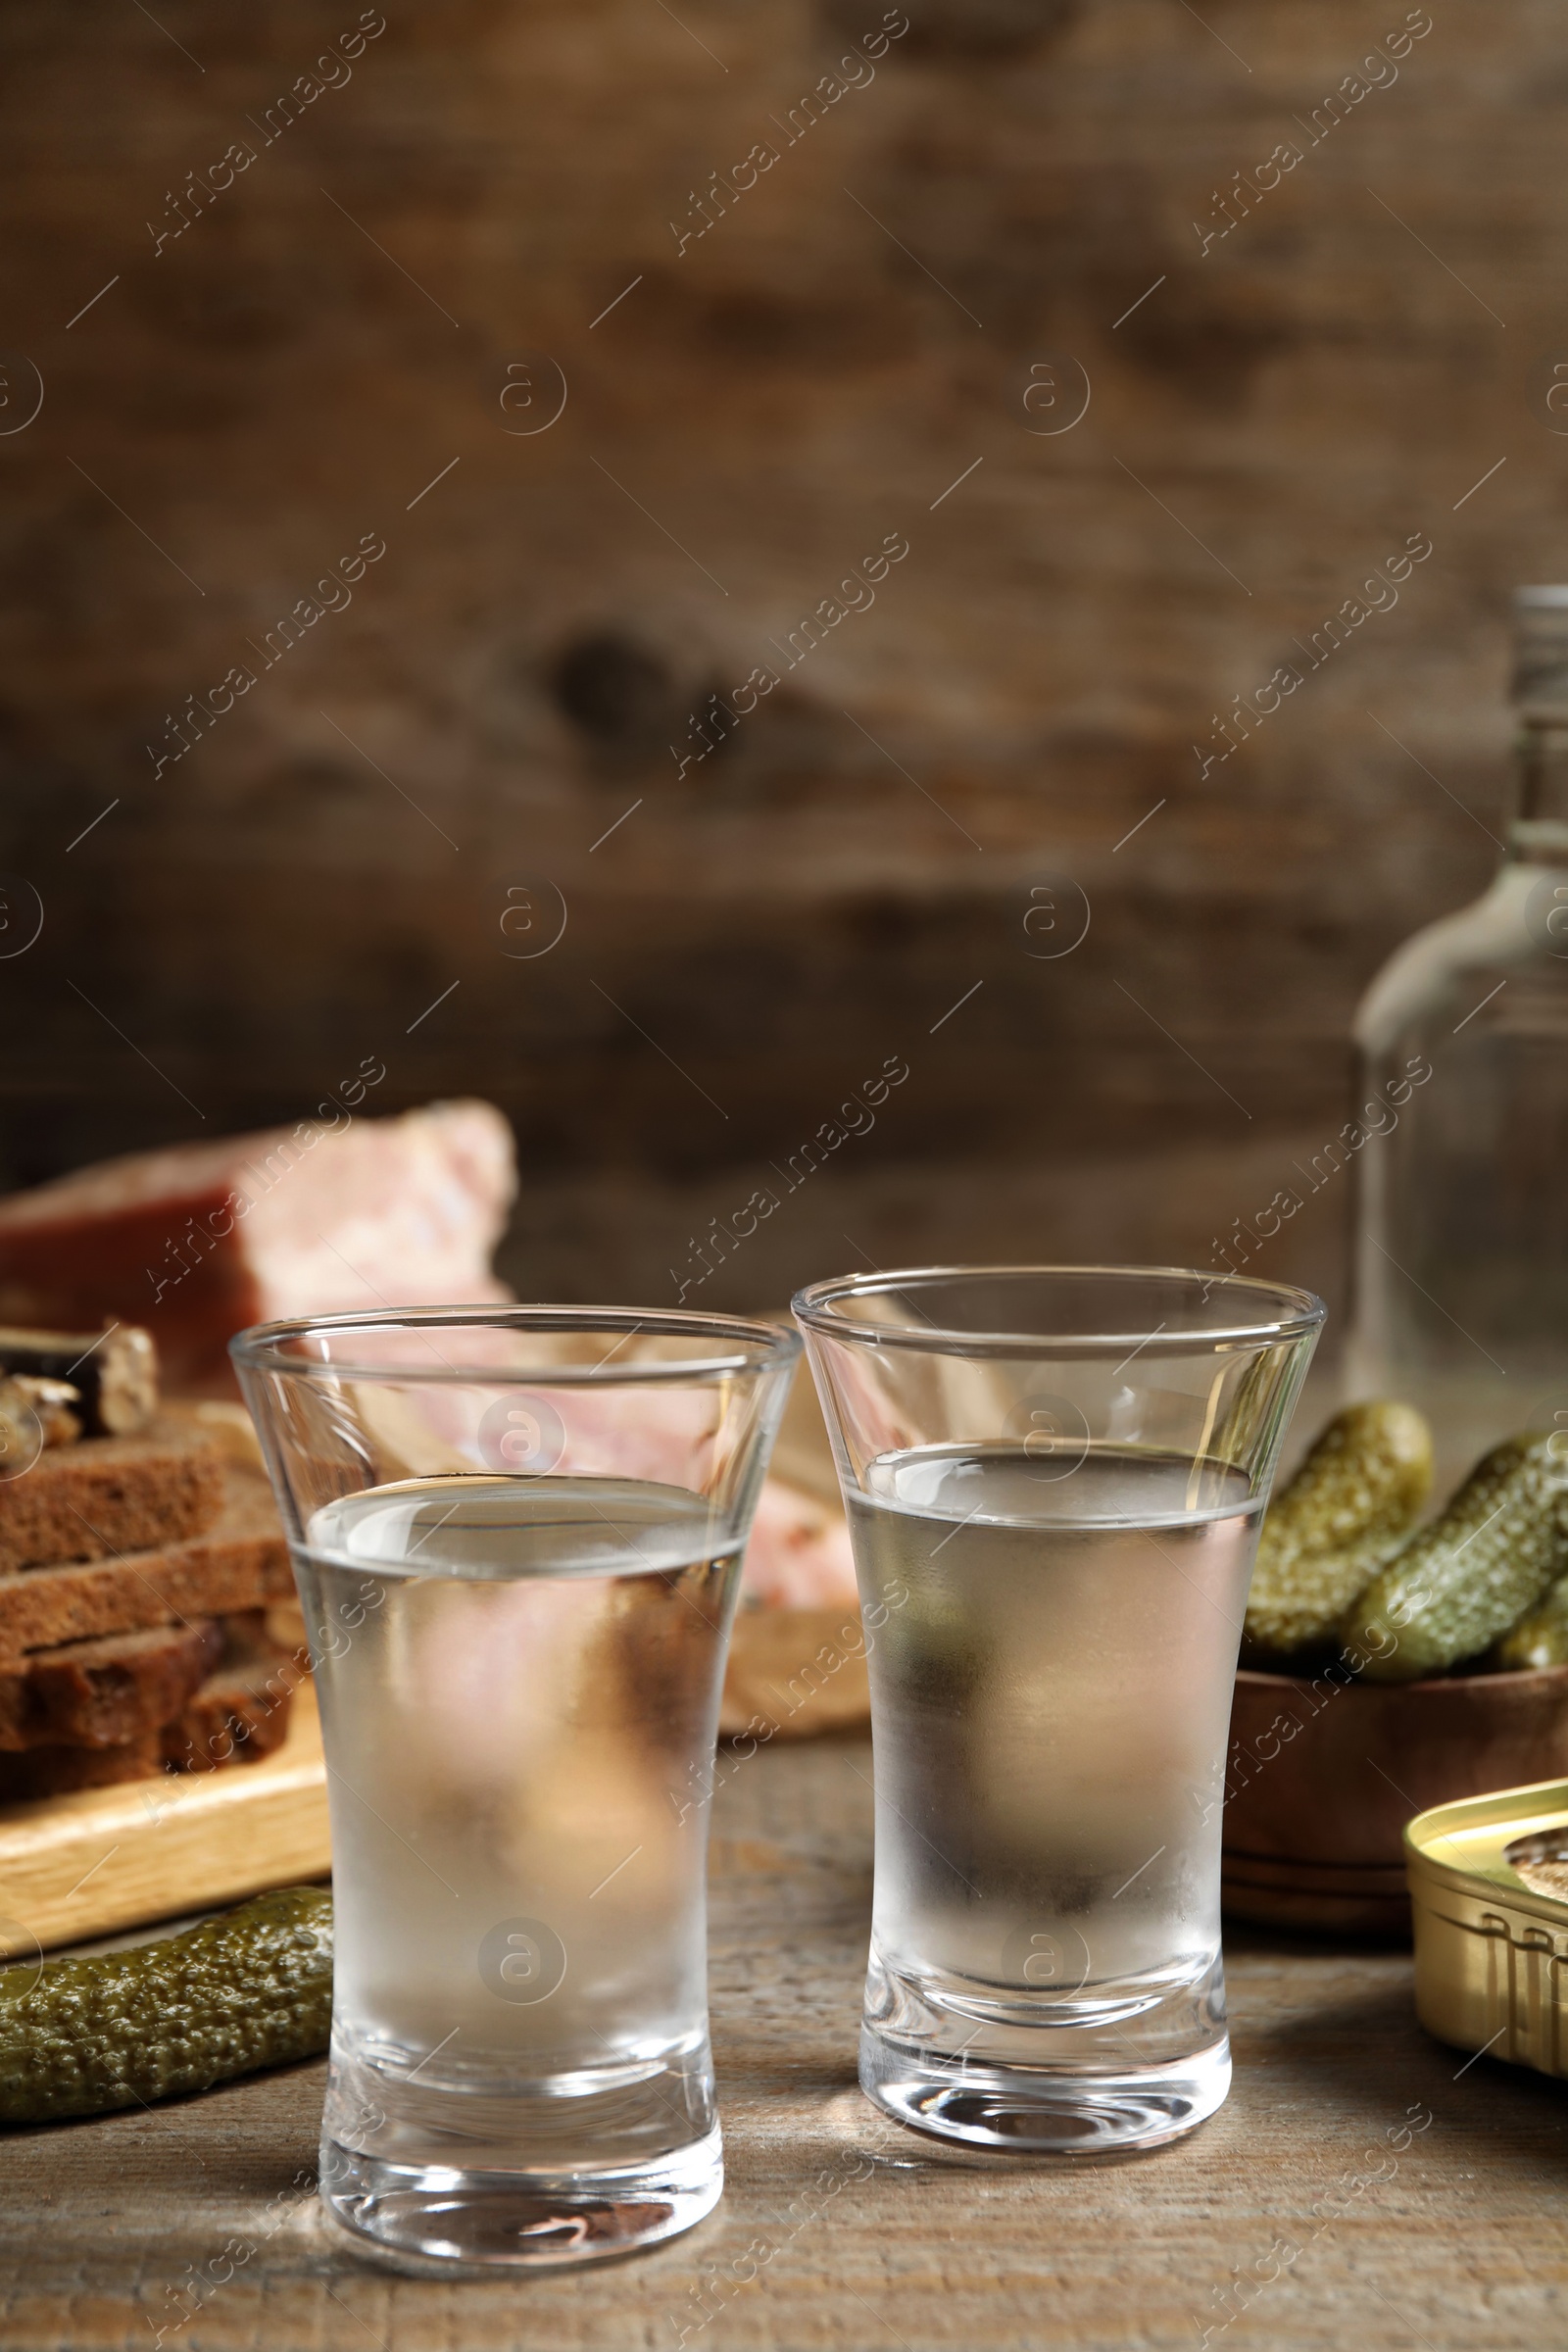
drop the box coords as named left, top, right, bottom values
left=790, top=1262, right=1327, bottom=1355
left=228, top=1302, right=803, bottom=1387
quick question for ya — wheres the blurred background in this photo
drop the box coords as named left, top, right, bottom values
left=0, top=0, right=1553, bottom=1354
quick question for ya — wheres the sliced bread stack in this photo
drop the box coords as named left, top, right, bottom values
left=0, top=1330, right=304, bottom=1798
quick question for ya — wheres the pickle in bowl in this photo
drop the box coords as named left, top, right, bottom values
left=1340, top=1435, right=1568, bottom=1685
left=1243, top=1400, right=1433, bottom=1662
left=1491, top=1572, right=1568, bottom=1672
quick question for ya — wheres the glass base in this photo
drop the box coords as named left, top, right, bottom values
left=319, top=2127, right=723, bottom=2273
left=859, top=2026, right=1231, bottom=2155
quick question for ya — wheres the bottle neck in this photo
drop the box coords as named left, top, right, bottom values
left=1507, top=720, right=1568, bottom=864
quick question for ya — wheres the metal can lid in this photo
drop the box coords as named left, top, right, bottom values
left=1406, top=1776, right=1568, bottom=1922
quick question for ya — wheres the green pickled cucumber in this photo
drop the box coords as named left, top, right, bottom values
left=1491, top=1573, right=1568, bottom=1672
left=1340, top=1435, right=1568, bottom=1684
left=1243, top=1401, right=1434, bottom=1660
left=0, top=1886, right=331, bottom=2125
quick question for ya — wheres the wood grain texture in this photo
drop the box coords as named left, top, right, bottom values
left=0, top=1685, right=328, bottom=1953
left=0, top=1735, right=1562, bottom=2350
left=0, top=1, right=1558, bottom=1337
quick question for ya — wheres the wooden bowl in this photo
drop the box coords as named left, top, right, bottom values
left=1223, top=1661, right=1568, bottom=1936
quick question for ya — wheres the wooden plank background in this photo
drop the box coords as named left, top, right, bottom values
left=0, top=1736, right=1562, bottom=2350
left=0, top=0, right=1558, bottom=1341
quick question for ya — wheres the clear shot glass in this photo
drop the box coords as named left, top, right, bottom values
left=792, top=1265, right=1322, bottom=2156
left=232, top=1305, right=799, bottom=2272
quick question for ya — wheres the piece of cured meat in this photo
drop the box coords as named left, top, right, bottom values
left=0, top=1101, right=516, bottom=1390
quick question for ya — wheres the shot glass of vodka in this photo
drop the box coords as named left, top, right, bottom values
left=793, top=1265, right=1321, bottom=2155
left=234, top=1304, right=798, bottom=2271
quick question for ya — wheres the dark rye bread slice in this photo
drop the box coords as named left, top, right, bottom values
left=0, top=1467, right=292, bottom=1668
left=165, top=1616, right=304, bottom=1771
left=0, top=1416, right=224, bottom=1574
left=0, top=1617, right=223, bottom=1750
left=0, top=1621, right=303, bottom=1796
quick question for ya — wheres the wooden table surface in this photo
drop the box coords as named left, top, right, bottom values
left=0, top=1735, right=1563, bottom=2352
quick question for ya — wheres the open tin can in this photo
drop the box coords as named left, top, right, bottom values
left=1405, top=1777, right=1568, bottom=2081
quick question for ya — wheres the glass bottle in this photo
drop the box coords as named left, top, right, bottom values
left=1348, top=587, right=1568, bottom=1491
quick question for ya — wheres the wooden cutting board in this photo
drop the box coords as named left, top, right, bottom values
left=0, top=1685, right=329, bottom=1957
